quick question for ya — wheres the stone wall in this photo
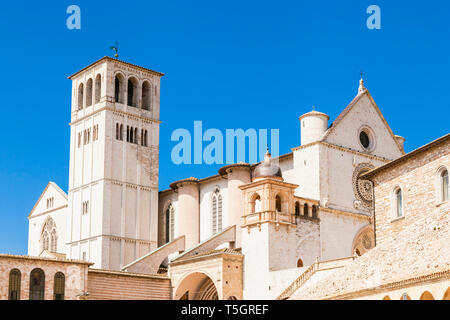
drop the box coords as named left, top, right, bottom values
left=372, top=140, right=450, bottom=246
left=87, top=269, right=171, bottom=300
left=0, top=255, right=90, bottom=300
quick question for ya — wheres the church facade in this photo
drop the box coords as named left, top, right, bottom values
left=0, top=57, right=448, bottom=300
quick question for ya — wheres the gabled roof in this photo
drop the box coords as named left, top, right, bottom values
left=322, top=89, right=405, bottom=154
left=28, top=182, right=67, bottom=218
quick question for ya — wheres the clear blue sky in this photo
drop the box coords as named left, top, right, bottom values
left=0, top=1, right=448, bottom=254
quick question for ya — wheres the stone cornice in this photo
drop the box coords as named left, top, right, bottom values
left=88, top=268, right=169, bottom=280
left=326, top=269, right=450, bottom=300
left=28, top=205, right=68, bottom=220
left=320, top=207, right=371, bottom=221
left=0, top=253, right=93, bottom=266
left=292, top=141, right=393, bottom=162
left=66, top=235, right=156, bottom=246
left=68, top=178, right=158, bottom=193
left=69, top=106, right=161, bottom=126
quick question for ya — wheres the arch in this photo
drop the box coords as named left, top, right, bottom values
left=400, top=293, right=411, bottom=300
left=114, top=73, right=125, bottom=103
left=303, top=203, right=309, bottom=217
left=174, top=271, right=219, bottom=300
left=312, top=205, right=318, bottom=219
left=165, top=203, right=175, bottom=243
left=297, top=258, right=303, bottom=268
left=8, top=269, right=21, bottom=300
left=250, top=193, right=261, bottom=213
left=419, top=291, right=434, bottom=300
left=29, top=268, right=45, bottom=300
left=77, top=83, right=84, bottom=110
left=443, top=287, right=450, bottom=300
left=295, top=201, right=300, bottom=217
left=275, top=194, right=282, bottom=212
left=142, top=81, right=152, bottom=110
left=351, top=224, right=375, bottom=256
left=94, top=74, right=101, bottom=104
left=382, top=295, right=391, bottom=300
left=211, top=188, right=223, bottom=234
left=127, top=77, right=139, bottom=107
left=86, top=78, right=93, bottom=107
left=53, top=272, right=65, bottom=300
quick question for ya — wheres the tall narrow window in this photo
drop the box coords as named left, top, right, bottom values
left=126, top=126, right=130, bottom=142
left=8, top=269, right=21, bottom=300
left=442, top=169, right=449, bottom=202
left=295, top=202, right=300, bottom=217
left=94, top=74, right=101, bottom=104
left=312, top=205, right=318, bottom=219
left=86, top=78, right=93, bottom=107
left=165, top=203, right=175, bottom=243
left=77, top=83, right=84, bottom=110
left=127, top=78, right=138, bottom=107
left=78, top=132, right=82, bottom=148
left=304, top=203, right=308, bottom=217
left=211, top=189, right=223, bottom=234
left=120, top=124, right=123, bottom=140
left=134, top=127, right=138, bottom=144
left=115, top=74, right=124, bottom=103
left=53, top=272, right=65, bottom=300
left=395, top=188, right=403, bottom=218
left=252, top=194, right=261, bottom=213
left=142, top=81, right=151, bottom=110
left=116, top=123, right=119, bottom=140
left=130, top=127, right=134, bottom=143
left=141, top=129, right=144, bottom=145
left=275, top=195, right=282, bottom=212
left=144, top=130, right=148, bottom=147
left=29, top=268, right=45, bottom=300
left=50, top=229, right=57, bottom=252
left=43, top=231, right=49, bottom=251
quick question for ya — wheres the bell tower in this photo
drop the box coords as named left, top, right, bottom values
left=239, top=152, right=298, bottom=299
left=67, top=57, right=164, bottom=270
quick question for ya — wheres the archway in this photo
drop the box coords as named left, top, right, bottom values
left=443, top=287, right=450, bottom=300
left=174, top=272, right=219, bottom=300
left=419, top=291, right=434, bottom=300
left=382, top=295, right=391, bottom=300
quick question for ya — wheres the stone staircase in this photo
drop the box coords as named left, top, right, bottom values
left=276, top=256, right=356, bottom=300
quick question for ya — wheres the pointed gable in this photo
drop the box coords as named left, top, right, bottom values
left=322, top=90, right=404, bottom=160
left=29, top=182, right=68, bottom=218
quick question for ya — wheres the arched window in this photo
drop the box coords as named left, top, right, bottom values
left=395, top=188, right=403, bottom=218
left=304, top=203, right=308, bottom=217
left=441, top=169, right=449, bottom=202
left=51, top=229, right=57, bottom=253
left=312, top=205, right=318, bottom=219
left=77, top=83, right=84, bottom=110
left=251, top=194, right=261, bottom=213
left=114, top=74, right=125, bottom=103
left=116, top=123, right=119, bottom=140
left=120, top=124, right=123, bottom=141
left=29, top=268, right=45, bottom=300
left=165, top=203, right=175, bottom=243
left=212, top=189, right=223, bottom=234
left=134, top=127, right=138, bottom=144
left=94, top=74, right=101, bottom=104
left=53, top=272, right=65, bottom=300
left=41, top=217, right=57, bottom=253
left=129, top=126, right=134, bottom=143
left=127, top=77, right=138, bottom=107
left=8, top=269, right=21, bottom=300
left=275, top=195, right=282, bottom=212
left=144, top=130, right=148, bottom=147
left=419, top=291, right=434, bottom=300
left=142, top=81, right=151, bottom=110
left=295, top=201, right=300, bottom=217
left=86, top=78, right=93, bottom=107
left=297, top=259, right=303, bottom=268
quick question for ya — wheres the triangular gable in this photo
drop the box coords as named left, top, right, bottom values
left=322, top=90, right=405, bottom=158
left=29, top=182, right=68, bottom=218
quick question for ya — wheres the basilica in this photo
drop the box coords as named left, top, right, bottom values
left=0, top=57, right=448, bottom=300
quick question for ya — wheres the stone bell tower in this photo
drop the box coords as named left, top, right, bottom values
left=239, top=152, right=298, bottom=299
left=66, top=57, right=164, bottom=270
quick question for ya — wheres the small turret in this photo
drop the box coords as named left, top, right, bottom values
left=299, top=107, right=329, bottom=146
